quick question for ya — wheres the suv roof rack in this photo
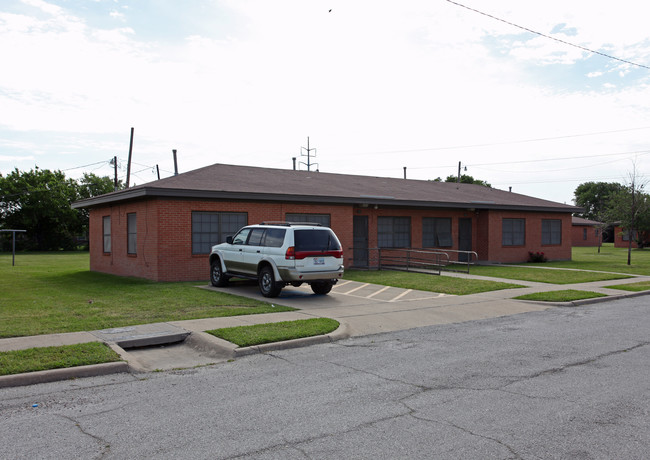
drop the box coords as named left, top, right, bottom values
left=260, top=221, right=323, bottom=227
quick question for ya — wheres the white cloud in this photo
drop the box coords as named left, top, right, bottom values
left=0, top=0, right=649, bottom=204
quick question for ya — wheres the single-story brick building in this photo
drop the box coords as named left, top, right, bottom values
left=72, top=163, right=580, bottom=281
left=613, top=226, right=650, bottom=248
left=571, top=216, right=602, bottom=247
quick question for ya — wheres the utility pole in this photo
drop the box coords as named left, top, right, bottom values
left=126, top=127, right=134, bottom=188
left=300, top=137, right=318, bottom=171
left=112, top=156, right=118, bottom=190
left=156, top=164, right=160, bottom=180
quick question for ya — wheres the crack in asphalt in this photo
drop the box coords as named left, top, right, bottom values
left=57, top=414, right=111, bottom=459
left=501, top=340, right=650, bottom=389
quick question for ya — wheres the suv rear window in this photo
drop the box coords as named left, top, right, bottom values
left=294, top=229, right=341, bottom=252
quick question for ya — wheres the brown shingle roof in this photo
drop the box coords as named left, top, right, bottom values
left=73, top=163, right=579, bottom=213
left=572, top=216, right=603, bottom=226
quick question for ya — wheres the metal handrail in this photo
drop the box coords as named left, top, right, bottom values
left=350, top=247, right=478, bottom=274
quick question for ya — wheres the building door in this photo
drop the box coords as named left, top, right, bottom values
left=353, top=215, right=369, bottom=267
left=458, top=218, right=472, bottom=262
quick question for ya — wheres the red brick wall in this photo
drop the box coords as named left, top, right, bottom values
left=88, top=198, right=574, bottom=281
left=351, top=207, right=479, bottom=263
left=612, top=226, right=650, bottom=248
left=89, top=200, right=160, bottom=280
left=89, top=198, right=353, bottom=282
left=478, top=210, right=573, bottom=263
left=571, top=225, right=602, bottom=247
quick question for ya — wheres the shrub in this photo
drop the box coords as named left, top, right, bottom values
left=528, top=251, right=547, bottom=263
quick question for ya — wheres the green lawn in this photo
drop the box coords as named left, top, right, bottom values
left=467, top=265, right=630, bottom=284
left=207, top=318, right=340, bottom=347
left=0, top=252, right=294, bottom=338
left=0, top=342, right=122, bottom=376
left=607, top=280, right=650, bottom=292
left=547, top=244, right=650, bottom=276
left=344, top=269, right=522, bottom=295
left=514, top=290, right=609, bottom=302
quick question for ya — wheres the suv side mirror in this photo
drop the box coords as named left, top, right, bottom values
left=226, top=236, right=233, bottom=244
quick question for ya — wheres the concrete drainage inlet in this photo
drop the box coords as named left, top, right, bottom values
left=91, top=324, right=234, bottom=373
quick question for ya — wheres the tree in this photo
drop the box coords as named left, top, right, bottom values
left=0, top=168, right=118, bottom=251
left=573, top=181, right=624, bottom=221
left=74, top=173, right=121, bottom=239
left=432, top=175, right=492, bottom=187
left=605, top=169, right=650, bottom=265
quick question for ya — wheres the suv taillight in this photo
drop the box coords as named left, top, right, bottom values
left=293, top=249, right=344, bottom=260
left=285, top=246, right=295, bottom=260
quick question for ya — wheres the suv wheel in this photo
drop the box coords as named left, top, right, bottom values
left=210, top=259, right=229, bottom=287
left=311, top=281, right=333, bottom=295
left=259, top=266, right=282, bottom=298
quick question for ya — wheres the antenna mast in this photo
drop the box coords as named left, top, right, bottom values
left=300, top=137, right=318, bottom=171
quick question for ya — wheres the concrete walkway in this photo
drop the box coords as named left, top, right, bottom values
left=2, top=271, right=649, bottom=387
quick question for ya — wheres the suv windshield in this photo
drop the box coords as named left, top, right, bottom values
left=294, top=229, right=341, bottom=252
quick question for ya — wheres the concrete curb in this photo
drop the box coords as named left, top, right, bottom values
left=234, top=322, right=352, bottom=357
left=517, top=289, right=650, bottom=308
left=0, top=361, right=129, bottom=389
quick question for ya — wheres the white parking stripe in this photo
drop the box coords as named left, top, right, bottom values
left=366, top=285, right=391, bottom=299
left=390, top=289, right=413, bottom=302
left=344, top=283, right=371, bottom=295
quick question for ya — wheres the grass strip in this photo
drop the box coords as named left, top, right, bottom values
left=514, top=290, right=608, bottom=302
left=468, top=265, right=630, bottom=284
left=206, top=318, right=340, bottom=347
left=344, top=269, right=522, bottom=295
left=0, top=342, right=122, bottom=376
left=607, top=281, right=650, bottom=292
left=0, top=252, right=294, bottom=338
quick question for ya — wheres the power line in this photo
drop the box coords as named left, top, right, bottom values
left=345, top=126, right=650, bottom=157
left=445, top=0, right=650, bottom=70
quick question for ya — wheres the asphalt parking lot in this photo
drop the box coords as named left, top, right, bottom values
left=205, top=278, right=550, bottom=337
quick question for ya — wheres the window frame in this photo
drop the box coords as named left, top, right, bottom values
left=127, top=212, right=137, bottom=255
left=502, top=218, right=525, bottom=247
left=191, top=211, right=248, bottom=255
left=285, top=213, right=331, bottom=227
left=541, top=219, right=562, bottom=245
left=378, top=216, right=411, bottom=248
left=422, top=217, right=453, bottom=248
left=102, top=215, right=111, bottom=253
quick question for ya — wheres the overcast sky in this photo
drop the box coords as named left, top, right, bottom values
left=1, top=0, right=649, bottom=204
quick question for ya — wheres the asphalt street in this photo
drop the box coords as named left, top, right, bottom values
left=1, top=295, right=649, bottom=459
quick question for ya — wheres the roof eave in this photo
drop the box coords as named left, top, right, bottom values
left=71, top=187, right=579, bottom=213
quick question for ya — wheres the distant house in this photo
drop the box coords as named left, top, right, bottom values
left=613, top=226, right=650, bottom=249
left=571, top=216, right=602, bottom=247
left=72, top=163, right=580, bottom=282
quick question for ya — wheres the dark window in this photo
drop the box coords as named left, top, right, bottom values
left=583, top=228, right=587, bottom=240
left=263, top=228, right=286, bottom=247
left=502, top=218, right=525, bottom=246
left=378, top=217, right=411, bottom=248
left=127, top=213, right=137, bottom=254
left=422, top=217, right=452, bottom=247
left=285, top=213, right=331, bottom=227
left=247, top=228, right=265, bottom=246
left=294, top=229, right=341, bottom=251
left=622, top=229, right=636, bottom=242
left=542, top=219, right=562, bottom=245
left=191, top=212, right=247, bottom=254
left=102, top=216, right=111, bottom=253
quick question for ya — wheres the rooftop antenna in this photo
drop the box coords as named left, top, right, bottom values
left=300, top=137, right=318, bottom=171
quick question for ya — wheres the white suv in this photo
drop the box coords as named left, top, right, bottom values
left=209, top=223, right=344, bottom=297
